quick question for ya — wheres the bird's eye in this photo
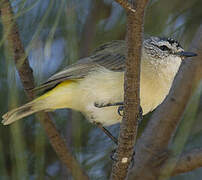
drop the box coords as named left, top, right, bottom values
left=159, top=45, right=169, bottom=51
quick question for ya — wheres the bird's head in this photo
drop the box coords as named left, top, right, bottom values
left=143, top=37, right=197, bottom=63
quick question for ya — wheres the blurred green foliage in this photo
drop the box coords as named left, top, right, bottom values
left=0, top=0, right=201, bottom=179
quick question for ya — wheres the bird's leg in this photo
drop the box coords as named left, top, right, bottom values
left=94, top=102, right=123, bottom=108
left=94, top=122, right=119, bottom=161
left=94, top=102, right=142, bottom=163
left=94, top=102, right=124, bottom=116
left=94, top=122, right=118, bottom=145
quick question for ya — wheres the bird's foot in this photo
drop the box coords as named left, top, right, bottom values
left=94, top=101, right=124, bottom=117
left=110, top=148, right=117, bottom=161
left=118, top=105, right=124, bottom=116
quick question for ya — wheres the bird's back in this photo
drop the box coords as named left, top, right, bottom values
left=32, top=41, right=126, bottom=93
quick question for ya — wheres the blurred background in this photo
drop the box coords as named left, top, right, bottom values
left=0, top=0, right=202, bottom=179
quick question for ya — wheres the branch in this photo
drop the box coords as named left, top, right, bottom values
left=114, top=0, right=136, bottom=13
left=172, top=148, right=202, bottom=176
left=0, top=1, right=89, bottom=180
left=110, top=0, right=149, bottom=179
left=128, top=25, right=202, bottom=180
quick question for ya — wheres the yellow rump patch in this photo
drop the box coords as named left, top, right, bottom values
left=36, top=80, right=75, bottom=101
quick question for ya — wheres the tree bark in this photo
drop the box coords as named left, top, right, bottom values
left=110, top=0, right=149, bottom=179
left=114, top=0, right=136, bottom=13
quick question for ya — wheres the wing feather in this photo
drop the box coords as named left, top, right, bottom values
left=32, top=40, right=126, bottom=93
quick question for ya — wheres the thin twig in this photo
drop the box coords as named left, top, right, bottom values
left=0, top=1, right=89, bottom=180
left=128, top=25, right=202, bottom=180
left=110, top=0, right=149, bottom=179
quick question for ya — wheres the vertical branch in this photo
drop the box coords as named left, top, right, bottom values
left=110, top=0, right=149, bottom=179
left=0, top=1, right=89, bottom=180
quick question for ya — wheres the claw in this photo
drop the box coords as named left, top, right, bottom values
left=110, top=149, right=118, bottom=161
left=129, top=150, right=136, bottom=169
left=118, top=105, right=124, bottom=116
left=138, top=106, right=143, bottom=124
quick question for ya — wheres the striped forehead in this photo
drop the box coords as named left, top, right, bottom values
left=150, top=37, right=183, bottom=51
left=156, top=40, right=172, bottom=47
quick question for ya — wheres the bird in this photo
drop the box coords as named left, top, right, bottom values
left=2, top=37, right=196, bottom=136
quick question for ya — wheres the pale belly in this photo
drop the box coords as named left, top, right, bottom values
left=77, top=69, right=124, bottom=126
left=84, top=105, right=122, bottom=126
left=75, top=67, right=172, bottom=126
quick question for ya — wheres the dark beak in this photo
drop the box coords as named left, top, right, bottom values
left=177, top=51, right=197, bottom=58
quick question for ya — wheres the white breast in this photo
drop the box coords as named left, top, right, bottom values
left=140, top=54, right=182, bottom=114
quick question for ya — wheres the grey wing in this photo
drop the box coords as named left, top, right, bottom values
left=32, top=40, right=126, bottom=93
left=32, top=60, right=99, bottom=92
left=91, top=40, right=126, bottom=71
